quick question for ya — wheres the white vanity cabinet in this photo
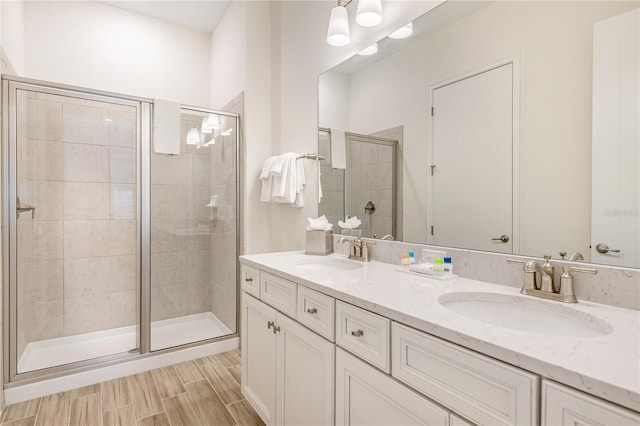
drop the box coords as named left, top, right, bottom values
left=542, top=380, right=640, bottom=426
left=241, top=292, right=335, bottom=426
left=240, top=254, right=639, bottom=426
left=392, top=323, right=539, bottom=426
left=336, top=347, right=450, bottom=426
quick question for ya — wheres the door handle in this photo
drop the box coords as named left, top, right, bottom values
left=492, top=234, right=509, bottom=243
left=595, top=243, right=620, bottom=254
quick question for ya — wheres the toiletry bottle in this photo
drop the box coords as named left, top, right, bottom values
left=444, top=257, right=453, bottom=275
left=408, top=252, right=416, bottom=265
left=433, top=257, right=444, bottom=276
left=401, top=253, right=410, bottom=268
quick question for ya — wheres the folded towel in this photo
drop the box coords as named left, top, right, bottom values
left=330, top=128, right=346, bottom=169
left=153, top=99, right=180, bottom=155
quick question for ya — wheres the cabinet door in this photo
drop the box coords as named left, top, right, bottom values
left=276, top=313, right=335, bottom=426
left=336, top=348, right=449, bottom=426
left=542, top=380, right=640, bottom=426
left=241, top=294, right=277, bottom=426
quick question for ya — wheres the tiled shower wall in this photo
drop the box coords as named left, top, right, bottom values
left=209, top=93, right=242, bottom=333
left=150, top=116, right=212, bottom=322
left=17, top=91, right=137, bottom=356
left=349, top=140, right=394, bottom=238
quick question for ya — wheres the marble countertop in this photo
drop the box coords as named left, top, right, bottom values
left=240, top=251, right=640, bottom=412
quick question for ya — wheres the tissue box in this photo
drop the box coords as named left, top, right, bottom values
left=306, top=230, right=333, bottom=255
left=340, top=228, right=362, bottom=237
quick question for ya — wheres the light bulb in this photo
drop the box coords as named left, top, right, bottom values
left=327, top=6, right=350, bottom=47
left=388, top=22, right=413, bottom=39
left=356, top=0, right=382, bottom=27
left=358, top=43, right=378, bottom=56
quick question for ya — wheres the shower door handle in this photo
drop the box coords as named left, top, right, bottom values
left=17, top=197, right=36, bottom=219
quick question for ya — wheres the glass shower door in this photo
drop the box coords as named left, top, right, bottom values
left=8, top=83, right=141, bottom=375
left=150, top=108, right=238, bottom=351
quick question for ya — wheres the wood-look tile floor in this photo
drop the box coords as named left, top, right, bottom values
left=0, top=349, right=265, bottom=426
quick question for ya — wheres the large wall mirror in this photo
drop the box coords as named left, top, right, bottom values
left=318, top=0, right=639, bottom=268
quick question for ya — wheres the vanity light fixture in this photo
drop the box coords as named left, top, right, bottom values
left=326, top=1, right=351, bottom=47
left=356, top=0, right=382, bottom=27
left=186, top=128, right=200, bottom=145
left=388, top=22, right=413, bottom=39
left=358, top=42, right=378, bottom=56
left=201, top=114, right=220, bottom=134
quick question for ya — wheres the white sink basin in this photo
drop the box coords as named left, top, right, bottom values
left=438, top=292, right=614, bottom=338
left=294, top=257, right=363, bottom=272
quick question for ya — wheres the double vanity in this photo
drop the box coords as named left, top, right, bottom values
left=239, top=251, right=640, bottom=425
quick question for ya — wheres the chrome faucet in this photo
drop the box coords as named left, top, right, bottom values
left=507, top=255, right=597, bottom=303
left=339, top=237, right=370, bottom=262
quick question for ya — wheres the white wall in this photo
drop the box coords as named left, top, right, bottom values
left=23, top=1, right=210, bottom=106
left=1, top=0, right=25, bottom=75
left=318, top=70, right=350, bottom=129
left=210, top=1, right=274, bottom=255
left=343, top=1, right=637, bottom=257
left=269, top=0, right=441, bottom=251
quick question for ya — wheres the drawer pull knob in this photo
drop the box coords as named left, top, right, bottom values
left=351, top=329, right=364, bottom=337
left=267, top=321, right=275, bottom=330
left=245, top=277, right=253, bottom=282
left=307, top=307, right=318, bottom=315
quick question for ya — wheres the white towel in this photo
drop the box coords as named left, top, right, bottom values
left=260, top=153, right=305, bottom=207
left=153, top=99, right=180, bottom=155
left=318, top=160, right=323, bottom=203
left=330, top=128, right=346, bottom=169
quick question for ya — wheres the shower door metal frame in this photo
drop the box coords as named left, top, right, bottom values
left=2, top=75, right=149, bottom=383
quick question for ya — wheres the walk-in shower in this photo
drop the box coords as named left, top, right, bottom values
left=2, top=76, right=239, bottom=385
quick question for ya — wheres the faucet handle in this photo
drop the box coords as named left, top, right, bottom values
left=559, top=266, right=597, bottom=303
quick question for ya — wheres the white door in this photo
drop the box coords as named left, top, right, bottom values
left=276, top=313, right=335, bottom=426
left=591, top=8, right=640, bottom=268
left=431, top=63, right=513, bottom=253
left=335, top=348, right=449, bottom=426
left=241, top=294, right=277, bottom=426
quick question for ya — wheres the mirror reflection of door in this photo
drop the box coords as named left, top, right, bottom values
left=591, top=9, right=640, bottom=268
left=431, top=63, right=514, bottom=253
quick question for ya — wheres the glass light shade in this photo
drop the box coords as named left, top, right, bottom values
left=388, top=22, right=413, bottom=39
left=186, top=128, right=199, bottom=145
left=358, top=43, right=378, bottom=56
left=356, top=0, right=382, bottom=27
left=207, top=114, right=220, bottom=130
left=327, top=6, right=350, bottom=47
left=201, top=117, right=213, bottom=134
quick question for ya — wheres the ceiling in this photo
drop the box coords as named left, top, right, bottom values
left=100, top=0, right=232, bottom=33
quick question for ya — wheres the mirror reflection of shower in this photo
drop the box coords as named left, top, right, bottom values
left=318, top=127, right=399, bottom=240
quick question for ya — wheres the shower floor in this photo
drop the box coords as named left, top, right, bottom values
left=18, top=312, right=232, bottom=373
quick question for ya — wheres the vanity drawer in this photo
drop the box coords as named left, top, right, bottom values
left=542, top=380, right=640, bottom=426
left=336, top=301, right=390, bottom=373
left=260, top=272, right=297, bottom=317
left=392, top=322, right=539, bottom=426
left=240, top=264, right=260, bottom=298
left=297, top=286, right=335, bottom=341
